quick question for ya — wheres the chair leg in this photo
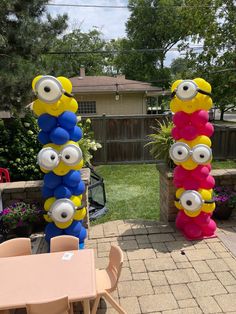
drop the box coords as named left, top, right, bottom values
left=103, top=291, right=126, bottom=314
left=69, top=303, right=74, bottom=314
left=91, top=295, right=101, bottom=314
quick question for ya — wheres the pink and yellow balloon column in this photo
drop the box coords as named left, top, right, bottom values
left=169, top=78, right=217, bottom=240
left=32, top=75, right=87, bottom=248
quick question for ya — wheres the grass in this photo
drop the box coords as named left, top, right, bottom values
left=91, top=161, right=236, bottom=225
left=91, top=164, right=160, bottom=225
left=212, top=160, right=236, bottom=169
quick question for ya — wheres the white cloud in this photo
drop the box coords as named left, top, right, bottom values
left=47, top=0, right=130, bottom=39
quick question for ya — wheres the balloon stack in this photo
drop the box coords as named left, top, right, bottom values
left=32, top=75, right=87, bottom=248
left=169, top=78, right=216, bottom=240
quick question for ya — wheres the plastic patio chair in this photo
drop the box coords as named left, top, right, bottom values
left=0, top=238, right=32, bottom=257
left=91, top=245, right=126, bottom=314
left=50, top=235, right=79, bottom=253
left=0, top=168, right=10, bottom=183
left=26, top=296, right=73, bottom=314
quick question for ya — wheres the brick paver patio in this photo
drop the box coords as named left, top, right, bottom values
left=31, top=219, right=236, bottom=314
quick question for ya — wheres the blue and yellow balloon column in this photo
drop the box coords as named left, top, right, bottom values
left=169, top=78, right=217, bottom=240
left=32, top=75, right=87, bottom=248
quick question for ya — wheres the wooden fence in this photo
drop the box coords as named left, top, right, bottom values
left=82, top=114, right=236, bottom=164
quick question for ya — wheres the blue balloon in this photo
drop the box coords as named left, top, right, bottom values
left=45, top=223, right=63, bottom=244
left=38, top=114, right=57, bottom=132
left=64, top=220, right=82, bottom=236
left=49, top=127, right=69, bottom=145
left=44, top=172, right=62, bottom=189
left=58, top=111, right=77, bottom=130
left=54, top=185, right=72, bottom=199
left=72, top=180, right=85, bottom=195
left=79, top=226, right=87, bottom=244
left=42, top=185, right=54, bottom=198
left=38, top=130, right=50, bottom=145
left=68, top=126, right=83, bottom=141
left=62, top=170, right=81, bottom=187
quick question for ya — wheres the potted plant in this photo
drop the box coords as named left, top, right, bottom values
left=213, top=187, right=236, bottom=220
left=146, top=119, right=175, bottom=170
left=0, top=201, right=43, bottom=237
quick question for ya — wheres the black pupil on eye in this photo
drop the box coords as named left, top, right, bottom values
left=186, top=200, right=192, bottom=206
left=51, top=155, right=55, bottom=160
left=177, top=150, right=182, bottom=155
left=200, top=154, right=205, bottom=158
left=183, top=85, right=189, bottom=91
left=44, top=86, right=51, bottom=93
left=65, top=155, right=70, bottom=159
left=61, top=212, right=67, bottom=218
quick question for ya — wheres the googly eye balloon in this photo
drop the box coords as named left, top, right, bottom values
left=170, top=77, right=216, bottom=240
left=33, top=74, right=87, bottom=247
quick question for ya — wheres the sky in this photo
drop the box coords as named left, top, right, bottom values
left=47, top=0, right=180, bottom=66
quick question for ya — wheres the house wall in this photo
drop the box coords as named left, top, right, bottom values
left=76, top=93, right=147, bottom=115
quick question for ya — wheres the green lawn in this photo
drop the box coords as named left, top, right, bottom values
left=91, top=161, right=236, bottom=225
left=92, top=164, right=160, bottom=225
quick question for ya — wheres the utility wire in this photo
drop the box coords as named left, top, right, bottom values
left=46, top=3, right=221, bottom=9
left=45, top=46, right=204, bottom=55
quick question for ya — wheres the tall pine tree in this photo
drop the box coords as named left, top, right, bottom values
left=0, top=0, right=68, bottom=112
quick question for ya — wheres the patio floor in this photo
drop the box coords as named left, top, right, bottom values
left=31, top=219, right=236, bottom=314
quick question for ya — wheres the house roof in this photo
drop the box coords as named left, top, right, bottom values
left=70, top=75, right=163, bottom=94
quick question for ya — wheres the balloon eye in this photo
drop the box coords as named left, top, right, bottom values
left=192, top=145, right=212, bottom=164
left=35, top=76, right=63, bottom=103
left=170, top=143, right=190, bottom=162
left=44, top=86, right=51, bottom=93
left=61, top=144, right=83, bottom=165
left=49, top=199, right=75, bottom=223
left=176, top=80, right=198, bottom=100
left=37, top=148, right=59, bottom=170
left=180, top=191, right=203, bottom=212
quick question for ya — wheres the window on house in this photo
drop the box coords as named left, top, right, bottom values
left=78, top=101, right=96, bottom=114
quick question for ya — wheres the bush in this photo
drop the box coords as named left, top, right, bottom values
left=0, top=110, right=101, bottom=181
left=0, top=110, right=42, bottom=181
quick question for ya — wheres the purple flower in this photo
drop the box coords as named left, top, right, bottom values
left=2, top=209, right=10, bottom=215
left=21, top=207, right=26, bottom=212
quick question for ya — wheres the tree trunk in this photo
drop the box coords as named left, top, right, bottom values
left=220, top=110, right=224, bottom=121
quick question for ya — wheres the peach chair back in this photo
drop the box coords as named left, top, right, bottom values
left=0, top=238, right=32, bottom=258
left=50, top=235, right=79, bottom=253
left=26, top=296, right=73, bottom=314
left=92, top=245, right=126, bottom=314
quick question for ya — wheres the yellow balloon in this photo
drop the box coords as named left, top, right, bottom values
left=57, top=76, right=73, bottom=94
left=32, top=75, right=43, bottom=90
left=170, top=78, right=212, bottom=113
left=55, top=220, right=73, bottom=229
left=70, top=195, right=82, bottom=207
left=74, top=208, right=86, bottom=221
left=44, top=197, right=56, bottom=211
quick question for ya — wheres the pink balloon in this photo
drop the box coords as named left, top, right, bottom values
left=173, top=111, right=190, bottom=127
left=200, top=175, right=215, bottom=189
left=200, top=122, right=214, bottom=137
left=171, top=127, right=181, bottom=140
left=191, top=165, right=210, bottom=181
left=176, top=211, right=191, bottom=229
left=183, top=178, right=200, bottom=190
left=191, top=110, right=209, bottom=127
left=194, top=212, right=211, bottom=226
left=183, top=222, right=202, bottom=239
left=201, top=219, right=216, bottom=236
left=179, top=125, right=198, bottom=140
left=174, top=166, right=188, bottom=180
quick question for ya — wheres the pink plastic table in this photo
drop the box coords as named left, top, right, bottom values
left=0, top=249, right=96, bottom=313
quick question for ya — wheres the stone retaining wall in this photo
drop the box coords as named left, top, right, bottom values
left=157, top=164, right=236, bottom=222
left=0, top=168, right=90, bottom=228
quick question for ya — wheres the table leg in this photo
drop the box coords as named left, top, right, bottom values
left=83, top=299, right=90, bottom=314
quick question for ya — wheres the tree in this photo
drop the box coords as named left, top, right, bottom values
left=182, top=0, right=236, bottom=120
left=0, top=0, right=68, bottom=112
left=42, top=29, right=107, bottom=77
